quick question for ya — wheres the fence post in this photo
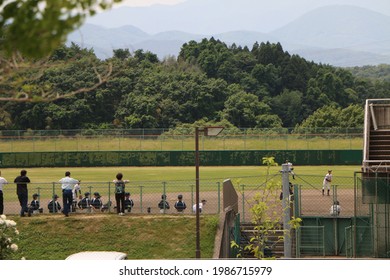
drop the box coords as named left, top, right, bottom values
left=51, top=182, right=56, bottom=215
left=241, top=184, right=245, bottom=223
left=332, top=184, right=338, bottom=203
left=217, top=182, right=221, bottom=214
left=140, top=186, right=143, bottom=213
left=162, top=181, right=166, bottom=214
left=191, top=185, right=194, bottom=213
left=282, top=163, right=292, bottom=258
left=293, top=184, right=300, bottom=218
left=108, top=182, right=111, bottom=213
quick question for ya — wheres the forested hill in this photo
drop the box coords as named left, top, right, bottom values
left=1, top=40, right=389, bottom=131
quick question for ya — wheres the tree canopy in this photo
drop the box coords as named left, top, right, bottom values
left=2, top=38, right=388, bottom=130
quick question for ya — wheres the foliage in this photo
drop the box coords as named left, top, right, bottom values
left=0, top=1, right=121, bottom=102
left=2, top=36, right=388, bottom=129
left=262, top=156, right=278, bottom=178
left=294, top=104, right=364, bottom=133
left=347, top=64, right=390, bottom=82
left=231, top=157, right=300, bottom=259
left=0, top=0, right=122, bottom=58
left=0, top=214, right=20, bottom=260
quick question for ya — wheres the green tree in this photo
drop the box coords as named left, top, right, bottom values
left=0, top=1, right=122, bottom=102
left=0, top=108, right=12, bottom=129
left=270, top=89, right=303, bottom=127
left=295, top=104, right=363, bottom=132
left=221, top=90, right=271, bottom=127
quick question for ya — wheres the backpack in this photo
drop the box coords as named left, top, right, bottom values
left=115, top=181, right=125, bottom=194
left=175, top=201, right=186, bottom=211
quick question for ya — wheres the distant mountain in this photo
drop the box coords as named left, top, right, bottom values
left=68, top=5, right=390, bottom=66
left=271, top=5, right=390, bottom=53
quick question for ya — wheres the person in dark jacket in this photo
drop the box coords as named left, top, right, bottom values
left=124, top=192, right=134, bottom=213
left=28, top=193, right=43, bottom=216
left=48, top=194, right=61, bottom=213
left=78, top=192, right=91, bottom=210
left=174, top=194, right=187, bottom=213
left=14, top=169, right=31, bottom=217
left=158, top=194, right=170, bottom=213
left=91, top=192, right=103, bottom=211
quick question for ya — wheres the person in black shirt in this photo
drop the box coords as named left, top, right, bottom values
left=14, top=169, right=31, bottom=217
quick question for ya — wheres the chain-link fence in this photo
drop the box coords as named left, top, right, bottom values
left=353, top=172, right=390, bottom=258
left=4, top=171, right=387, bottom=258
left=2, top=173, right=358, bottom=219
left=293, top=174, right=357, bottom=217
left=0, top=128, right=363, bottom=152
left=2, top=175, right=281, bottom=218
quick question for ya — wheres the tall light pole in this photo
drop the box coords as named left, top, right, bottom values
left=195, top=126, right=224, bottom=258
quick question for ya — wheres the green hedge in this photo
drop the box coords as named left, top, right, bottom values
left=0, top=150, right=362, bottom=168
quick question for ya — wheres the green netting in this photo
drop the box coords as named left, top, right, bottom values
left=0, top=150, right=362, bottom=168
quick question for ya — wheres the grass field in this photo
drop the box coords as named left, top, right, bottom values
left=0, top=135, right=363, bottom=152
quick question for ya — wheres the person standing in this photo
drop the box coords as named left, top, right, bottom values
left=0, top=171, right=8, bottom=215
left=113, top=173, right=129, bottom=216
left=285, top=160, right=295, bottom=179
left=322, top=170, right=332, bottom=196
left=59, top=171, right=79, bottom=217
left=72, top=181, right=82, bottom=212
left=14, top=169, right=31, bottom=217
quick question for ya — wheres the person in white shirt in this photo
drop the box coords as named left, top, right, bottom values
left=330, top=201, right=341, bottom=216
left=322, top=170, right=332, bottom=196
left=285, top=160, right=295, bottom=179
left=59, top=171, right=79, bottom=217
left=0, top=171, right=8, bottom=215
left=72, top=181, right=82, bottom=212
left=193, top=199, right=207, bottom=214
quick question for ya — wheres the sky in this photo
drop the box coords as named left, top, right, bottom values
left=116, top=0, right=184, bottom=6
left=87, top=0, right=390, bottom=35
left=115, top=0, right=389, bottom=15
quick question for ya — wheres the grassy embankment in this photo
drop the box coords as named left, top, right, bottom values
left=10, top=214, right=218, bottom=260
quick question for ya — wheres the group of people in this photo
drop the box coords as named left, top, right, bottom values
left=1, top=169, right=203, bottom=217
left=0, top=170, right=136, bottom=217
left=1, top=166, right=341, bottom=217
left=157, top=194, right=206, bottom=214
left=286, top=162, right=341, bottom=216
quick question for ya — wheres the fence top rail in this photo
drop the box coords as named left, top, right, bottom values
left=299, top=226, right=325, bottom=229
